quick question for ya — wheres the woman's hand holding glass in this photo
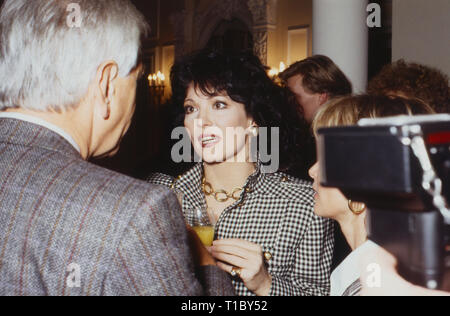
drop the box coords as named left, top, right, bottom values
left=189, top=208, right=215, bottom=247
left=211, top=239, right=272, bottom=296
left=186, top=225, right=216, bottom=267
left=185, top=207, right=216, bottom=267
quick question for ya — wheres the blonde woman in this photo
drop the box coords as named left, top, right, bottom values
left=308, top=95, right=435, bottom=296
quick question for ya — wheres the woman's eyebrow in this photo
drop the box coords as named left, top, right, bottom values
left=207, top=94, right=230, bottom=101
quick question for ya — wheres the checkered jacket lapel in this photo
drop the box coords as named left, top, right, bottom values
left=176, top=164, right=206, bottom=210
left=148, top=164, right=334, bottom=296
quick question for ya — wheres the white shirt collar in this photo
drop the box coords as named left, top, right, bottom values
left=0, top=112, right=81, bottom=153
left=330, top=240, right=379, bottom=296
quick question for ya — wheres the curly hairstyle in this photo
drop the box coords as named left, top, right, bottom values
left=367, top=60, right=450, bottom=113
left=169, top=49, right=309, bottom=174
left=312, top=94, right=436, bottom=135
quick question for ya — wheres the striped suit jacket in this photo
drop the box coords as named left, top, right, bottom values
left=0, top=118, right=234, bottom=296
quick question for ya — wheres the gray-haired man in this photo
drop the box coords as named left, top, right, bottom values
left=0, top=0, right=234, bottom=296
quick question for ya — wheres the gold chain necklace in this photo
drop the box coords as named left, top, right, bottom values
left=202, top=177, right=244, bottom=203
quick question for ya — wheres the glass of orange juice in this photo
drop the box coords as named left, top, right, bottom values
left=189, top=208, right=215, bottom=247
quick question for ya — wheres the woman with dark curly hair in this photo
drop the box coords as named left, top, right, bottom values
left=148, top=49, right=334, bottom=296
left=368, top=59, right=450, bottom=113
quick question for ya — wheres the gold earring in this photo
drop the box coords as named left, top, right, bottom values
left=250, top=126, right=259, bottom=137
left=348, top=200, right=366, bottom=215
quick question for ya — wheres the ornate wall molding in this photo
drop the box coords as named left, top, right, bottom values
left=195, top=0, right=253, bottom=51
left=247, top=0, right=278, bottom=63
left=252, top=30, right=268, bottom=64
left=247, top=0, right=277, bottom=27
left=171, top=0, right=278, bottom=64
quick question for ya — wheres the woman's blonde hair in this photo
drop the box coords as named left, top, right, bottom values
left=312, top=95, right=435, bottom=136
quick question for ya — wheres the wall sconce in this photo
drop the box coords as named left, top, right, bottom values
left=268, top=62, right=286, bottom=84
left=148, top=71, right=166, bottom=105
left=268, top=68, right=279, bottom=78
left=148, top=71, right=166, bottom=87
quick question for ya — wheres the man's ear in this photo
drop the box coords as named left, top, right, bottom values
left=318, top=93, right=329, bottom=106
left=95, top=61, right=119, bottom=120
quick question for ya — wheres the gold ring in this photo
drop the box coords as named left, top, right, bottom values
left=230, top=266, right=242, bottom=278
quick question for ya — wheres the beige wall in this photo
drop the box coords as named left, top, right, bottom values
left=393, top=0, right=450, bottom=77
left=268, top=0, right=312, bottom=70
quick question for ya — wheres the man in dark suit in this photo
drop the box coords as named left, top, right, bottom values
left=0, top=0, right=234, bottom=296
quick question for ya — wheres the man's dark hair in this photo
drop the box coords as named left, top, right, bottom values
left=280, top=55, right=353, bottom=98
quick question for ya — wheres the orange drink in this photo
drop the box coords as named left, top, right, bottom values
left=193, top=226, right=215, bottom=247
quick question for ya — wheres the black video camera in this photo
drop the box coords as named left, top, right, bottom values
left=317, top=114, right=450, bottom=290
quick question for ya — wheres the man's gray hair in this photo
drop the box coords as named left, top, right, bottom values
left=0, top=0, right=148, bottom=111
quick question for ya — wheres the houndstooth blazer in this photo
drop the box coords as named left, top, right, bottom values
left=0, top=118, right=234, bottom=296
left=148, top=163, right=335, bottom=296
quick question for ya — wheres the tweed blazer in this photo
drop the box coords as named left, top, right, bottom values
left=0, top=118, right=234, bottom=296
left=149, top=163, right=335, bottom=296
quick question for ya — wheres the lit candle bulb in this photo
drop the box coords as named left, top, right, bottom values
left=268, top=68, right=279, bottom=78
left=147, top=74, right=153, bottom=87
